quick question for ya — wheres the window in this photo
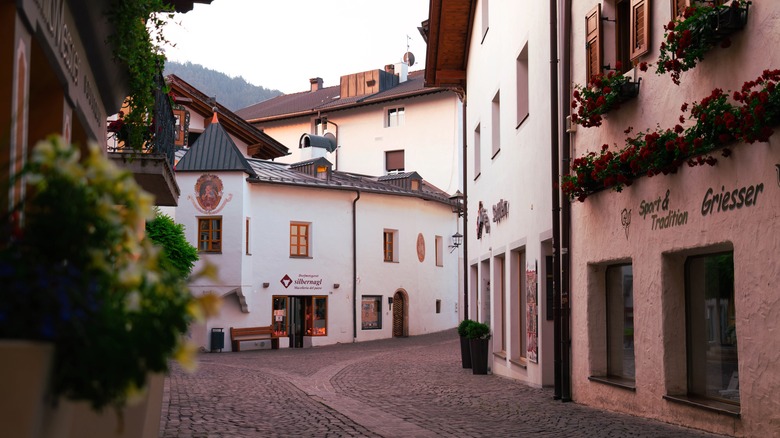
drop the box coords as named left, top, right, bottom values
left=606, top=264, right=634, bottom=381
left=307, top=296, right=328, bottom=336
left=383, top=230, right=398, bottom=262
left=435, top=235, right=444, bottom=267
left=290, top=222, right=310, bottom=257
left=474, top=124, right=481, bottom=178
left=385, top=150, right=405, bottom=173
left=491, top=91, right=501, bottom=157
left=386, top=107, right=405, bottom=127
left=361, top=296, right=382, bottom=329
left=516, top=45, right=529, bottom=127
left=198, top=217, right=222, bottom=252
left=272, top=296, right=288, bottom=336
left=685, top=252, right=737, bottom=404
left=245, top=217, right=251, bottom=255
left=585, top=0, right=649, bottom=80
left=436, top=299, right=442, bottom=314
left=481, top=0, right=489, bottom=43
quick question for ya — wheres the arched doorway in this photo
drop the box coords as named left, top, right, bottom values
left=392, top=290, right=408, bottom=337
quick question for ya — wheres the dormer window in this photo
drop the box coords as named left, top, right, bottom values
left=316, top=165, right=329, bottom=180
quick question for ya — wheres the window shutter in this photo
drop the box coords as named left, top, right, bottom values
left=585, top=4, right=602, bottom=82
left=671, top=0, right=690, bottom=19
left=630, top=0, right=649, bottom=61
left=386, top=150, right=404, bottom=172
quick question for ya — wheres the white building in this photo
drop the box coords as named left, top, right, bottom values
left=236, top=64, right=464, bottom=195
left=424, top=0, right=556, bottom=388
left=172, top=93, right=461, bottom=350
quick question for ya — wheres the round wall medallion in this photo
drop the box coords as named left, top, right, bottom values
left=416, top=233, right=425, bottom=262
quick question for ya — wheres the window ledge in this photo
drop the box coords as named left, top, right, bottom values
left=588, top=375, right=636, bottom=391
left=290, top=256, right=313, bottom=259
left=509, top=357, right=527, bottom=369
left=493, top=351, right=506, bottom=360
left=663, top=394, right=740, bottom=418
left=384, top=260, right=399, bottom=264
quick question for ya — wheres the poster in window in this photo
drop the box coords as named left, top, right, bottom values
left=526, top=262, right=538, bottom=363
left=361, top=296, right=382, bottom=330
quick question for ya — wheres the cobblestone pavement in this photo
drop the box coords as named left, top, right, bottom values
left=160, top=329, right=728, bottom=438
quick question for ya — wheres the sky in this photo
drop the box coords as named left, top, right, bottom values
left=163, top=0, right=430, bottom=94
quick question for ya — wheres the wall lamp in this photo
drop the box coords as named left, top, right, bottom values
left=449, top=232, right=463, bottom=253
left=449, top=190, right=464, bottom=217
left=388, top=296, right=393, bottom=310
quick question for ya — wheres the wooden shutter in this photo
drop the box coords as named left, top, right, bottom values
left=585, top=4, right=602, bottom=82
left=671, top=0, right=690, bottom=19
left=630, top=0, right=649, bottom=61
left=386, top=150, right=404, bottom=172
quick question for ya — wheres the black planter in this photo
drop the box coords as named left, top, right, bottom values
left=469, top=338, right=489, bottom=375
left=616, top=79, right=641, bottom=104
left=460, top=336, right=472, bottom=368
left=714, top=5, right=748, bottom=37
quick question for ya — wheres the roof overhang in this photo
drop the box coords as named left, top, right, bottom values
left=423, top=0, right=476, bottom=91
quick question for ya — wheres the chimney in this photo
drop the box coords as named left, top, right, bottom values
left=394, top=62, right=408, bottom=83
left=384, top=64, right=395, bottom=74
left=310, top=77, right=323, bottom=92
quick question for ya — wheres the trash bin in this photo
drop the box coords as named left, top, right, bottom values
left=210, top=328, right=224, bottom=352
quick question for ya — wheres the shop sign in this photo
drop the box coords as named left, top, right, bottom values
left=638, top=189, right=689, bottom=231
left=492, top=199, right=509, bottom=223
left=701, top=183, right=764, bottom=216
left=476, top=201, right=491, bottom=239
left=281, top=273, right=323, bottom=291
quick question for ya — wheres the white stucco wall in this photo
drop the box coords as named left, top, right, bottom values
left=569, top=1, right=780, bottom=435
left=464, top=0, right=555, bottom=388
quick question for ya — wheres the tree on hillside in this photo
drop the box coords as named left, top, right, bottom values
left=146, top=209, right=198, bottom=280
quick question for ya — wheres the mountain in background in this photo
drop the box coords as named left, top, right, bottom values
left=164, top=61, right=283, bottom=111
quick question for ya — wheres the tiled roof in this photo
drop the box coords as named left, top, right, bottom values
left=175, top=118, right=255, bottom=176
left=236, top=70, right=450, bottom=122
left=245, top=158, right=452, bottom=206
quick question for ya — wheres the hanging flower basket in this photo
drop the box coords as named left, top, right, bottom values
left=571, top=70, right=641, bottom=128
left=713, top=3, right=749, bottom=37
left=617, top=79, right=641, bottom=103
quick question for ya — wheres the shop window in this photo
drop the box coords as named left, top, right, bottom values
left=385, top=150, right=405, bottom=173
left=491, top=91, right=501, bottom=158
left=435, top=235, right=444, bottom=267
left=516, top=45, right=529, bottom=127
left=685, top=252, right=738, bottom=404
left=361, top=296, right=382, bottom=330
left=384, top=229, right=398, bottom=262
left=307, top=296, right=328, bottom=336
left=272, top=296, right=288, bottom=336
left=290, top=222, right=310, bottom=257
left=386, top=107, right=405, bottom=127
left=198, top=217, right=221, bottom=252
left=606, top=264, right=635, bottom=381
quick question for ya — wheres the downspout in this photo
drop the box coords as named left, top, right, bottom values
left=461, top=92, right=469, bottom=320
left=550, top=0, right=563, bottom=401
left=560, top=0, right=573, bottom=403
left=352, top=190, right=361, bottom=341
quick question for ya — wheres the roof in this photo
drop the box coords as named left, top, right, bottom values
left=175, top=116, right=255, bottom=176
left=245, top=159, right=453, bottom=206
left=167, top=74, right=289, bottom=159
left=422, top=0, right=476, bottom=90
left=236, top=70, right=452, bottom=123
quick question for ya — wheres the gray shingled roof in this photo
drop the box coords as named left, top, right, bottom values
left=245, top=158, right=452, bottom=206
left=236, top=71, right=449, bottom=122
left=175, top=118, right=255, bottom=176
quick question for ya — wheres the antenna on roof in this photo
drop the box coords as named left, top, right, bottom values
left=404, top=35, right=415, bottom=67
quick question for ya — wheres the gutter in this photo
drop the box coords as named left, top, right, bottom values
left=352, top=190, right=361, bottom=341
left=550, top=0, right=563, bottom=401
left=560, top=0, right=573, bottom=402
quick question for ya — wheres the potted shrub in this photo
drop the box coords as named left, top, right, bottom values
left=457, top=319, right=475, bottom=369
left=0, top=137, right=220, bottom=433
left=465, top=321, right=491, bottom=375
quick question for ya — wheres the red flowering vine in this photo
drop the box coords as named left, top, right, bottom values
left=571, top=65, right=640, bottom=128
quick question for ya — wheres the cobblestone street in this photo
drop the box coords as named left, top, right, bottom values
left=160, top=330, right=728, bottom=437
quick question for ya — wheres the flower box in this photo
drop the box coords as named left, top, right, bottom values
left=713, top=4, right=749, bottom=37
left=617, top=80, right=641, bottom=104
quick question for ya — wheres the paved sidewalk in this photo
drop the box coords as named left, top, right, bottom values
left=160, top=329, right=728, bottom=437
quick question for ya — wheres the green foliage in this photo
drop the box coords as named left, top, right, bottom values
left=457, top=319, right=475, bottom=337
left=106, top=0, right=174, bottom=150
left=164, top=61, right=283, bottom=111
left=465, top=321, right=491, bottom=340
left=146, top=208, right=198, bottom=280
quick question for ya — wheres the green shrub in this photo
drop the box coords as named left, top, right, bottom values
left=457, top=319, right=474, bottom=337
left=465, top=321, right=491, bottom=340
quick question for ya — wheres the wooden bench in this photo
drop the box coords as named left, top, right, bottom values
left=229, top=326, right=279, bottom=351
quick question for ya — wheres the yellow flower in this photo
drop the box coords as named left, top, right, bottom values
left=173, top=341, right=199, bottom=373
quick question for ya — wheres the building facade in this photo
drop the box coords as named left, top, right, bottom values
left=173, top=102, right=461, bottom=351
left=568, top=1, right=780, bottom=436
left=424, top=0, right=557, bottom=388
left=236, top=65, right=464, bottom=196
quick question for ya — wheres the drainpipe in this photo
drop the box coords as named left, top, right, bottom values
left=560, top=0, right=573, bottom=402
left=352, top=190, right=361, bottom=341
left=461, top=93, right=469, bottom=320
left=549, top=0, right=563, bottom=401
